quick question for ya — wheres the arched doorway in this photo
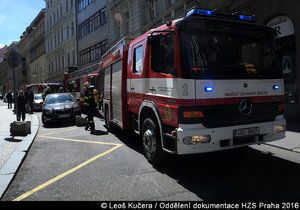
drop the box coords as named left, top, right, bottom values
left=266, top=15, right=297, bottom=103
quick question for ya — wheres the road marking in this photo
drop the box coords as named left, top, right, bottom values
left=13, top=144, right=122, bottom=201
left=39, top=135, right=122, bottom=147
left=39, top=127, right=77, bottom=136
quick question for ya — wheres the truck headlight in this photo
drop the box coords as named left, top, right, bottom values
left=183, top=135, right=211, bottom=145
left=274, top=125, right=286, bottom=133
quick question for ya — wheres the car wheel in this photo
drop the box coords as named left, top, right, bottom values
left=42, top=116, right=49, bottom=127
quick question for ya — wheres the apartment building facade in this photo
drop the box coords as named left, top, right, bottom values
left=0, top=46, right=8, bottom=94
left=1, top=42, right=26, bottom=92
left=74, top=0, right=108, bottom=78
left=44, top=0, right=77, bottom=83
left=28, top=9, right=47, bottom=84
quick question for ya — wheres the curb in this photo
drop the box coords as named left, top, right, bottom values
left=264, top=142, right=300, bottom=154
left=0, top=114, right=39, bottom=199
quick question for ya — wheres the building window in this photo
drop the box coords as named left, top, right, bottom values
left=78, top=0, right=95, bottom=12
left=51, top=61, right=54, bottom=74
left=60, top=4, right=63, bottom=17
left=72, top=50, right=75, bottom=65
left=166, top=0, right=173, bottom=8
left=67, top=53, right=70, bottom=66
left=61, top=29, right=64, bottom=42
left=79, top=40, right=107, bottom=65
left=48, top=62, right=51, bottom=74
left=78, top=7, right=107, bottom=39
left=66, top=0, right=69, bottom=12
left=71, top=22, right=74, bottom=37
left=62, top=55, right=65, bottom=68
left=124, top=12, right=129, bottom=35
left=67, top=25, right=70, bottom=39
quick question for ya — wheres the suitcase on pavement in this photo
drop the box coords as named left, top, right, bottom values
left=10, top=121, right=31, bottom=137
left=75, top=116, right=87, bottom=127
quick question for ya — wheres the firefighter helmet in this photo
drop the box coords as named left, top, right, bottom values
left=93, top=89, right=98, bottom=95
left=83, top=82, right=90, bottom=88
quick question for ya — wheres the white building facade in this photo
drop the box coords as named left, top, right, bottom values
left=44, top=0, right=77, bottom=82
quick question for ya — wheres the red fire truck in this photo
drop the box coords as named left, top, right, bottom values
left=99, top=8, right=286, bottom=164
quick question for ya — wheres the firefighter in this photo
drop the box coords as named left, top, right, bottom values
left=83, top=82, right=96, bottom=134
left=93, top=88, right=99, bottom=109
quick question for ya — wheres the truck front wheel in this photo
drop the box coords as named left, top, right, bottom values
left=141, top=118, right=164, bottom=165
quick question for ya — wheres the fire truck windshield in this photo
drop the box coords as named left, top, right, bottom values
left=180, top=22, right=281, bottom=79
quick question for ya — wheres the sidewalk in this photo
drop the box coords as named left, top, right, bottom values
left=0, top=105, right=39, bottom=198
left=264, top=122, right=300, bottom=153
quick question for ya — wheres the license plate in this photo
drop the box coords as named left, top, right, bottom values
left=234, top=127, right=259, bottom=137
left=58, top=114, right=70, bottom=118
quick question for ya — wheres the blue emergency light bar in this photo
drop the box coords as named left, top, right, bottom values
left=186, top=8, right=256, bottom=23
left=239, top=15, right=256, bottom=22
left=186, top=9, right=215, bottom=17
left=273, top=85, right=279, bottom=90
left=204, top=86, right=214, bottom=92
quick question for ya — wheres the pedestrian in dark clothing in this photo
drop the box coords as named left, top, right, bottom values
left=83, top=82, right=96, bottom=134
left=16, top=90, right=27, bottom=121
left=42, top=86, right=52, bottom=101
left=28, top=89, right=34, bottom=114
left=6, top=90, right=13, bottom=109
left=24, top=89, right=29, bottom=112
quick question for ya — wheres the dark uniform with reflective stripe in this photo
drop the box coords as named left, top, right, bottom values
left=84, top=88, right=95, bottom=132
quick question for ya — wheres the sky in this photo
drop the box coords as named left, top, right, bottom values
left=0, top=0, right=45, bottom=48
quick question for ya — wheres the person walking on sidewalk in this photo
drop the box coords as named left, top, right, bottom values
left=6, top=90, right=13, bottom=109
left=16, top=90, right=27, bottom=121
left=28, top=88, right=34, bottom=114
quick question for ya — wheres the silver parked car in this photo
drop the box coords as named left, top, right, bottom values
left=33, top=94, right=43, bottom=111
left=42, top=93, right=81, bottom=126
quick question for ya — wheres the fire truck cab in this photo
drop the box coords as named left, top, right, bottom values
left=101, top=8, right=286, bottom=164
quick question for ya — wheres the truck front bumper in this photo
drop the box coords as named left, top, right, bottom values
left=176, top=115, right=286, bottom=155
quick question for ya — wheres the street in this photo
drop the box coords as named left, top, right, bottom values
left=0, top=100, right=299, bottom=201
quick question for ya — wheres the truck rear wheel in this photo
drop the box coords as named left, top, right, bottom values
left=141, top=118, right=164, bottom=165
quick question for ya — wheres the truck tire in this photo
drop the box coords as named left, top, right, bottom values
left=141, top=118, right=164, bottom=165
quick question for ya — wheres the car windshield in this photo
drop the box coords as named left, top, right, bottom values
left=34, top=95, right=42, bottom=100
left=46, top=94, right=75, bottom=104
left=180, top=20, right=281, bottom=79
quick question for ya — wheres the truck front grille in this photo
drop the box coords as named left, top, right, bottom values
left=201, top=102, right=279, bottom=128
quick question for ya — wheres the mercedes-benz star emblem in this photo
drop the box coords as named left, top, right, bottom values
left=239, top=98, right=253, bottom=116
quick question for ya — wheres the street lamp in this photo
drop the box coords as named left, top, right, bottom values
left=7, top=48, right=21, bottom=113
